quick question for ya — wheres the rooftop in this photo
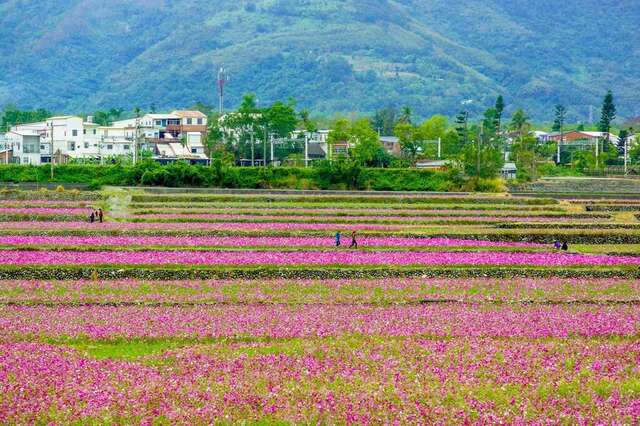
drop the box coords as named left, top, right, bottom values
left=172, top=110, right=207, bottom=119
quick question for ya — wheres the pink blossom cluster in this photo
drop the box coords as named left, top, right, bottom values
left=1, top=339, right=640, bottom=424
left=0, top=235, right=542, bottom=248
left=0, top=221, right=403, bottom=231
left=1, top=249, right=638, bottom=266
left=1, top=304, right=637, bottom=339
left=0, top=200, right=90, bottom=207
left=0, top=207, right=88, bottom=215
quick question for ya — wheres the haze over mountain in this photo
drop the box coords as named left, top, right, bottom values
left=0, top=0, right=638, bottom=121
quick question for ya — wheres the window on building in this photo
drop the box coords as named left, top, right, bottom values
left=67, top=142, right=76, bottom=151
left=197, top=118, right=203, bottom=125
left=187, top=118, right=193, bottom=125
left=72, top=130, right=78, bottom=137
left=191, top=148, right=197, bottom=154
left=84, top=142, right=89, bottom=149
left=93, top=129, right=97, bottom=135
left=40, top=145, right=46, bottom=151
left=24, top=143, right=38, bottom=153
left=107, top=145, right=113, bottom=150
left=155, top=120, right=162, bottom=126
left=124, top=145, right=130, bottom=150
left=83, top=129, right=87, bottom=135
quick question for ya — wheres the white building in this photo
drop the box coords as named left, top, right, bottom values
left=5, top=110, right=210, bottom=165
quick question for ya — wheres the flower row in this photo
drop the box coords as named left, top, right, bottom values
left=1, top=304, right=638, bottom=338
left=0, top=235, right=542, bottom=248
left=1, top=249, right=638, bottom=266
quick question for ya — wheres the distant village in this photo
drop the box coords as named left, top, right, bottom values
left=0, top=109, right=633, bottom=180
left=0, top=111, right=210, bottom=166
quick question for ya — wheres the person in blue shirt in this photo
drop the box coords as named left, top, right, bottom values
left=335, top=231, right=341, bottom=247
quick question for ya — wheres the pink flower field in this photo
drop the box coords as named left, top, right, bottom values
left=1, top=190, right=639, bottom=424
left=1, top=249, right=638, bottom=266
left=0, top=235, right=542, bottom=248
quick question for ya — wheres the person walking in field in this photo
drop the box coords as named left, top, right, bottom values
left=349, top=231, right=358, bottom=249
left=98, top=208, right=104, bottom=223
left=335, top=231, right=341, bottom=247
left=89, top=210, right=95, bottom=223
left=554, top=240, right=562, bottom=250
left=561, top=242, right=569, bottom=251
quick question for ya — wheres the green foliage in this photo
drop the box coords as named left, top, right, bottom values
left=350, top=119, right=382, bottom=166
left=0, top=162, right=472, bottom=192
left=370, top=108, right=397, bottom=136
left=0, top=106, right=51, bottom=132
left=511, top=135, right=543, bottom=181
left=459, top=141, right=504, bottom=179
left=90, top=108, right=124, bottom=126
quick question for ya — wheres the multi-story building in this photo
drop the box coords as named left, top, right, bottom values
left=4, top=110, right=210, bottom=165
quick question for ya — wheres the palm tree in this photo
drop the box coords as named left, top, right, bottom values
left=509, top=108, right=530, bottom=142
left=399, top=106, right=412, bottom=125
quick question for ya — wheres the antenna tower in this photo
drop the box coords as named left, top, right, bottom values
left=218, top=67, right=229, bottom=115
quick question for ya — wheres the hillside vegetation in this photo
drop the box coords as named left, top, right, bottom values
left=0, top=0, right=638, bottom=120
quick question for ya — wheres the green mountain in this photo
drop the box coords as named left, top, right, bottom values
left=0, top=0, right=638, bottom=121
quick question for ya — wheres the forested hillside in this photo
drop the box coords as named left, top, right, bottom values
left=0, top=0, right=638, bottom=120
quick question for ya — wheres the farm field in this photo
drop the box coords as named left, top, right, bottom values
left=1, top=187, right=640, bottom=424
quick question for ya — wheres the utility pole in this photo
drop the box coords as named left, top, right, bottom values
left=625, top=136, right=629, bottom=175
left=134, top=116, right=141, bottom=165
left=250, top=130, right=255, bottom=166
left=49, top=121, right=54, bottom=179
left=100, top=135, right=104, bottom=166
left=476, top=123, right=484, bottom=178
left=270, top=134, right=274, bottom=166
left=437, top=137, right=441, bottom=159
left=304, top=133, right=309, bottom=168
left=263, top=127, right=267, bottom=167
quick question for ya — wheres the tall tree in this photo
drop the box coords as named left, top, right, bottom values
left=455, top=111, right=469, bottom=146
left=494, top=95, right=505, bottom=135
left=552, top=105, right=567, bottom=163
left=371, top=107, right=397, bottom=136
left=599, top=90, right=616, bottom=152
left=509, top=108, right=531, bottom=142
left=552, top=105, right=567, bottom=133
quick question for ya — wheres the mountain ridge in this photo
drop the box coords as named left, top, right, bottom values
left=0, top=0, right=638, bottom=121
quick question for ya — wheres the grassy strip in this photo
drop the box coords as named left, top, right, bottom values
left=122, top=216, right=594, bottom=226
left=130, top=209, right=595, bottom=219
left=23, top=334, right=636, bottom=361
left=0, top=264, right=637, bottom=280
left=129, top=201, right=568, bottom=212
left=131, top=194, right=558, bottom=205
